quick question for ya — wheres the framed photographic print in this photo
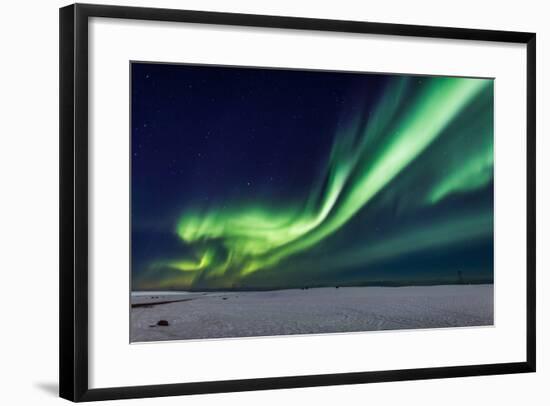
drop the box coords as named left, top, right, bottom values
left=59, top=3, right=536, bottom=402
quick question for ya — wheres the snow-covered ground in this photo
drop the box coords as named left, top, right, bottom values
left=130, top=285, right=493, bottom=342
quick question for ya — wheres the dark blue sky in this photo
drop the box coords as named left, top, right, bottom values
left=131, top=62, right=493, bottom=291
left=132, top=63, right=387, bottom=226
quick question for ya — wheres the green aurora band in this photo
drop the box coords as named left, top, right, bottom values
left=141, top=75, right=493, bottom=290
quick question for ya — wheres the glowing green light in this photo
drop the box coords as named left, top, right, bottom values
left=153, top=75, right=493, bottom=289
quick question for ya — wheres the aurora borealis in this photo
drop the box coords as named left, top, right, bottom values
left=131, top=63, right=494, bottom=291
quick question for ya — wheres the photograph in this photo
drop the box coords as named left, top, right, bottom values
left=52, top=2, right=536, bottom=402
left=130, top=62, right=495, bottom=342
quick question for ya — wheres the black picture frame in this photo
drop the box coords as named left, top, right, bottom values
left=59, top=3, right=536, bottom=402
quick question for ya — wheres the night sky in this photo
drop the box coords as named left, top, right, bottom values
left=131, top=62, right=494, bottom=291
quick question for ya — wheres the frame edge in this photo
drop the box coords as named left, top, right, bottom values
left=78, top=362, right=533, bottom=402
left=525, top=33, right=536, bottom=372
left=75, top=2, right=534, bottom=43
left=60, top=3, right=91, bottom=402
left=59, top=3, right=77, bottom=402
